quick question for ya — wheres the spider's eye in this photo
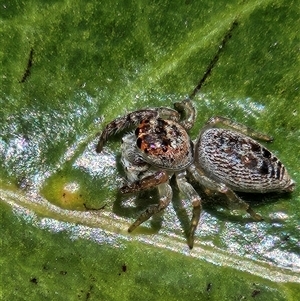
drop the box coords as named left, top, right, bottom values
left=136, top=137, right=142, bottom=148
left=136, top=136, right=150, bottom=153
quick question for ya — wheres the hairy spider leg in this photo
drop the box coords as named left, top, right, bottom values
left=120, top=170, right=169, bottom=194
left=96, top=108, right=180, bottom=152
left=205, top=116, right=273, bottom=142
left=188, top=165, right=262, bottom=221
left=173, top=98, right=196, bottom=130
left=127, top=181, right=173, bottom=233
left=176, top=171, right=202, bottom=249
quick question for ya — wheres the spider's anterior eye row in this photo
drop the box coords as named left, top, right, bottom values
left=136, top=136, right=149, bottom=153
left=136, top=137, right=143, bottom=149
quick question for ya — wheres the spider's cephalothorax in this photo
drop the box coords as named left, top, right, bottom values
left=135, top=118, right=193, bottom=170
left=96, top=99, right=295, bottom=249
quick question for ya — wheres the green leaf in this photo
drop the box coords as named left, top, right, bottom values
left=1, top=0, right=299, bottom=300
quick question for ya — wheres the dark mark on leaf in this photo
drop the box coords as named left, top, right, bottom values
left=206, top=282, right=212, bottom=292
left=30, top=277, right=38, bottom=284
left=19, top=48, right=34, bottom=83
left=251, top=289, right=261, bottom=297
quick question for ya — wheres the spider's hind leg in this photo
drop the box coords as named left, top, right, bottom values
left=205, top=116, right=273, bottom=142
left=188, top=165, right=262, bottom=221
left=174, top=98, right=196, bottom=130
left=220, top=188, right=263, bottom=221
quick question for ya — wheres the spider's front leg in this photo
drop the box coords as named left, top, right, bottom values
left=173, top=98, right=196, bottom=130
left=120, top=170, right=169, bottom=194
left=176, top=171, right=202, bottom=249
left=121, top=171, right=172, bottom=233
left=96, top=108, right=180, bottom=153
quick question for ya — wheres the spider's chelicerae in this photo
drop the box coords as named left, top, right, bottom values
left=96, top=99, right=295, bottom=249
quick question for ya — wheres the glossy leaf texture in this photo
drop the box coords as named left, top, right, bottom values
left=1, top=0, right=299, bottom=300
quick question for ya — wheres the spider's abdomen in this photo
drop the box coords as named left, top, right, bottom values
left=195, top=128, right=295, bottom=193
left=135, top=118, right=193, bottom=171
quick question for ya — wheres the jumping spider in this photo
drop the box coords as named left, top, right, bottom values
left=96, top=99, right=295, bottom=249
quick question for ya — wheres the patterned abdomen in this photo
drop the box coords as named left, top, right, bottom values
left=195, top=128, right=294, bottom=193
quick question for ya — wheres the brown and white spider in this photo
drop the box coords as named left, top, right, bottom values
left=96, top=99, right=295, bottom=249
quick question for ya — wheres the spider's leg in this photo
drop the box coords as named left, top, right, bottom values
left=188, top=165, right=262, bottom=221
left=176, top=171, right=202, bottom=249
left=120, top=170, right=168, bottom=194
left=221, top=188, right=263, bottom=220
left=205, top=116, right=273, bottom=142
left=96, top=108, right=179, bottom=153
left=128, top=181, right=172, bottom=232
left=155, top=107, right=180, bottom=121
left=97, top=110, right=157, bottom=153
left=173, top=98, right=196, bottom=130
